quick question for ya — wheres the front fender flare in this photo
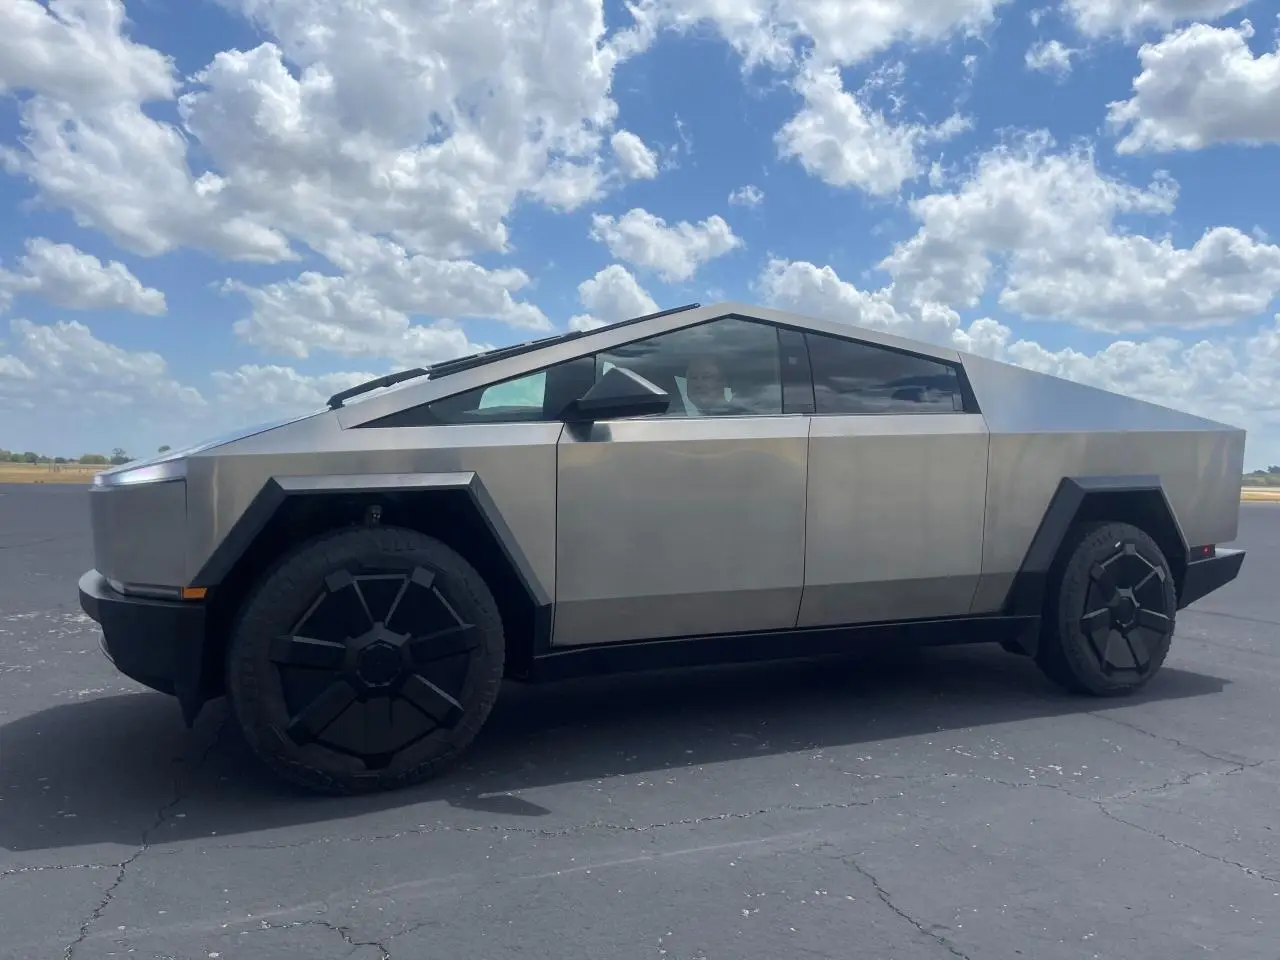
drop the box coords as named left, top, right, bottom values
left=189, top=471, right=548, bottom=607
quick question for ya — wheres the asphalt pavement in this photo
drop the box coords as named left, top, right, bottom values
left=1, top=484, right=1277, bottom=960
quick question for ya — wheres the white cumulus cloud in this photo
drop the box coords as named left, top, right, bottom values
left=1025, top=39, right=1079, bottom=77
left=210, top=364, right=382, bottom=415
left=729, top=184, right=765, bottom=206
left=1063, top=0, right=1251, bottom=38
left=589, top=208, right=743, bottom=282
left=0, top=318, right=203, bottom=427
left=0, top=239, right=165, bottom=316
left=568, top=264, right=660, bottom=331
left=879, top=132, right=1280, bottom=332
left=226, top=271, right=485, bottom=365
left=776, top=66, right=969, bottom=196
left=1109, top=20, right=1280, bottom=154
left=0, top=0, right=176, bottom=108
left=611, top=130, right=659, bottom=180
left=627, top=0, right=1009, bottom=70
left=177, top=0, right=635, bottom=261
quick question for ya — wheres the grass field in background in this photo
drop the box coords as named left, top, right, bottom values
left=1241, top=486, right=1280, bottom=502
left=0, top=462, right=106, bottom=484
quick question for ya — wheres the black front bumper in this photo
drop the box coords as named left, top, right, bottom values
left=78, top=570, right=213, bottom=724
left=1178, top=548, right=1246, bottom=609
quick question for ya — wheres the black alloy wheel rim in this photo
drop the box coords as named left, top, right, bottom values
left=1078, top=542, right=1173, bottom=676
left=269, top=566, right=480, bottom=769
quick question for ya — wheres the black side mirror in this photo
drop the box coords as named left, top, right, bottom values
left=563, top=366, right=671, bottom=422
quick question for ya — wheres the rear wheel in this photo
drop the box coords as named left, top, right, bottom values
left=1035, top=521, right=1177, bottom=697
left=225, top=525, right=505, bottom=794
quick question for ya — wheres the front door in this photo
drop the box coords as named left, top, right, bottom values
left=552, top=316, right=811, bottom=647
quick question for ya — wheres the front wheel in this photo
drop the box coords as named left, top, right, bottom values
left=225, top=525, right=505, bottom=794
left=1036, top=521, right=1177, bottom=697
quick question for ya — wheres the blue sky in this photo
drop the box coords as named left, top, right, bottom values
left=2, top=0, right=1280, bottom=466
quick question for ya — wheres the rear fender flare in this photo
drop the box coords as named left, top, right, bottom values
left=1001, top=476, right=1189, bottom=652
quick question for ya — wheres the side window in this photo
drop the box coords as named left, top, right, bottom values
left=806, top=332, right=966, bottom=414
left=477, top=370, right=546, bottom=410
left=366, top=357, right=593, bottom=427
left=594, top=316, right=783, bottom=417
left=424, top=369, right=549, bottom=423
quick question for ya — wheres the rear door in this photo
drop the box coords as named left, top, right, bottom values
left=552, top=316, right=813, bottom=647
left=797, top=331, right=989, bottom=627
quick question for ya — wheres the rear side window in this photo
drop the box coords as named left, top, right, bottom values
left=806, top=332, right=966, bottom=414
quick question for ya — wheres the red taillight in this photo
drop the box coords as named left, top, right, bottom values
left=1193, top=544, right=1216, bottom=559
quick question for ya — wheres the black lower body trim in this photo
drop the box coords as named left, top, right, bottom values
left=525, top=613, right=1041, bottom=683
left=1178, top=549, right=1245, bottom=609
left=78, top=570, right=212, bottom=726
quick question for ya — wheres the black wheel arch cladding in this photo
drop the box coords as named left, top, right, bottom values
left=1003, top=476, right=1190, bottom=618
left=197, top=474, right=550, bottom=695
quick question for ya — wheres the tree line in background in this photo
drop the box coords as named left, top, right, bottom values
left=1243, top=466, right=1280, bottom=487
left=0, top=445, right=171, bottom=466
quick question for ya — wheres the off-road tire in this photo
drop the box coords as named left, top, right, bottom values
left=225, top=525, right=505, bottom=794
left=1036, top=520, right=1177, bottom=697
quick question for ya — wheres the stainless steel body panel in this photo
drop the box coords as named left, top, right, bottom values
left=553, top=415, right=810, bottom=646
left=183, top=417, right=562, bottom=599
left=89, top=480, right=188, bottom=587
left=963, top=354, right=1246, bottom=612
left=799, top=413, right=988, bottom=626
left=83, top=302, right=1248, bottom=653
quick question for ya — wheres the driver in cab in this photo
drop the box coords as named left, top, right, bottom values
left=681, top=356, right=747, bottom=416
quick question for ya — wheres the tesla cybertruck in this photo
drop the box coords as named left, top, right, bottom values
left=79, top=301, right=1247, bottom=794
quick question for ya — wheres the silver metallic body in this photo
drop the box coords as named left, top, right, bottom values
left=799, top=413, right=989, bottom=627
left=555, top=415, right=809, bottom=645
left=89, top=301, right=1246, bottom=645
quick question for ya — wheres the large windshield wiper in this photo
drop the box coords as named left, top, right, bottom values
left=326, top=367, right=431, bottom=409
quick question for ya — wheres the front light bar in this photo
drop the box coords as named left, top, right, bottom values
left=93, top=457, right=187, bottom=487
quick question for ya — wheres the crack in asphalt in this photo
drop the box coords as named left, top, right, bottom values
left=1088, top=711, right=1258, bottom=767
left=61, top=716, right=227, bottom=960
left=257, top=918, right=392, bottom=959
left=1093, top=806, right=1280, bottom=886
left=981, top=767, right=1280, bottom=889
left=828, top=845, right=972, bottom=960
left=1099, top=758, right=1267, bottom=804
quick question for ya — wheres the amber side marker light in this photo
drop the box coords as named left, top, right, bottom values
left=181, top=586, right=208, bottom=600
